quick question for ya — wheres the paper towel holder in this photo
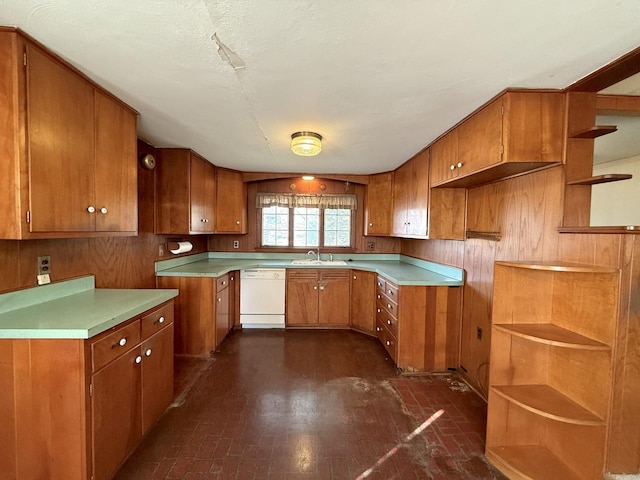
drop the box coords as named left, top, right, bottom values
left=167, top=240, right=193, bottom=255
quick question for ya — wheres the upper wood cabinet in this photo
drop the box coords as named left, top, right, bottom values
left=0, top=28, right=138, bottom=239
left=430, top=91, right=565, bottom=188
left=364, top=172, right=393, bottom=236
left=215, top=168, right=247, bottom=234
left=392, top=150, right=429, bottom=238
left=156, top=148, right=216, bottom=234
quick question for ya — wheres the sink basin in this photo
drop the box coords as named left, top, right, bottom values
left=290, top=259, right=347, bottom=266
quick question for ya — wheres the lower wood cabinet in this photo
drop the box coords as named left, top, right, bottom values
left=0, top=300, right=174, bottom=480
left=374, top=275, right=461, bottom=372
left=215, top=274, right=231, bottom=348
left=286, top=269, right=350, bottom=327
left=350, top=270, right=376, bottom=334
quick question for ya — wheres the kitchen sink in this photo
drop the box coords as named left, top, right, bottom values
left=290, top=259, right=347, bottom=266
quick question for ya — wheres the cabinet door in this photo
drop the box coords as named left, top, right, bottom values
left=94, top=91, right=137, bottom=232
left=190, top=153, right=216, bottom=232
left=430, top=130, right=459, bottom=187
left=27, top=43, right=96, bottom=233
left=215, top=285, right=230, bottom=347
left=365, top=172, right=393, bottom=235
left=286, top=270, right=318, bottom=325
left=458, top=97, right=503, bottom=174
left=391, top=161, right=411, bottom=235
left=407, top=151, right=429, bottom=237
left=92, top=348, right=142, bottom=480
left=141, top=324, right=174, bottom=434
left=318, top=270, right=350, bottom=326
left=215, top=168, right=246, bottom=233
left=350, top=270, right=375, bottom=334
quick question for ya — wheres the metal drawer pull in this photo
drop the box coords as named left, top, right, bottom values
left=457, top=162, right=463, bottom=168
left=156, top=316, right=165, bottom=324
left=117, top=338, right=127, bottom=347
left=450, top=164, right=455, bottom=171
left=145, top=349, right=152, bottom=357
left=87, top=206, right=96, bottom=213
left=387, top=320, right=392, bottom=325
left=218, top=297, right=222, bottom=302
left=387, top=304, right=392, bottom=309
left=135, top=355, right=142, bottom=364
left=222, top=281, right=226, bottom=285
left=313, top=285, right=318, bottom=290
left=376, top=327, right=381, bottom=332
left=386, top=340, right=391, bottom=346
left=353, top=275, right=357, bottom=279
left=377, top=308, right=381, bottom=313
left=377, top=294, right=381, bottom=299
left=100, top=207, right=108, bottom=214
left=388, top=289, right=393, bottom=295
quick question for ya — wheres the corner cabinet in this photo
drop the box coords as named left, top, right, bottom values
left=430, top=91, right=564, bottom=189
left=350, top=270, right=376, bottom=334
left=486, top=261, right=619, bottom=480
left=0, top=28, right=138, bottom=239
left=392, top=150, right=429, bottom=238
left=156, top=148, right=216, bottom=234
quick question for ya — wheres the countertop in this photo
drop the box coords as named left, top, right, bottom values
left=155, top=253, right=464, bottom=286
left=0, top=276, right=179, bottom=339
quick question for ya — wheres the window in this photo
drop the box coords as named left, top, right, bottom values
left=258, top=192, right=356, bottom=248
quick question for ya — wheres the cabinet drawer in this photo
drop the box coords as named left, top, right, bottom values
left=376, top=276, right=386, bottom=292
left=383, top=282, right=399, bottom=302
left=216, top=274, right=230, bottom=291
left=141, top=302, right=174, bottom=340
left=376, top=294, right=399, bottom=318
left=375, top=318, right=397, bottom=362
left=92, top=320, right=141, bottom=372
left=376, top=301, right=398, bottom=337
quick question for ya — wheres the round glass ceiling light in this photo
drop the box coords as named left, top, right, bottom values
left=291, top=131, right=322, bottom=156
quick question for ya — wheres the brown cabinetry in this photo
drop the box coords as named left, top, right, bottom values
left=364, top=172, right=393, bottom=236
left=0, top=28, right=138, bottom=239
left=374, top=275, right=461, bottom=372
left=392, top=151, right=429, bottom=238
left=350, top=270, right=376, bottom=334
left=156, top=148, right=216, bottom=234
left=430, top=91, right=564, bottom=189
left=215, top=274, right=231, bottom=347
left=486, top=262, right=618, bottom=480
left=0, top=300, right=174, bottom=480
left=215, top=168, right=247, bottom=234
left=286, top=269, right=350, bottom=327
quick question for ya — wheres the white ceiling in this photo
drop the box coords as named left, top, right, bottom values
left=2, top=1, right=640, bottom=174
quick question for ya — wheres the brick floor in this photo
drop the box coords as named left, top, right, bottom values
left=115, top=329, right=505, bottom=479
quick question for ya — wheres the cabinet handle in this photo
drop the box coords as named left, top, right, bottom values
left=135, top=355, right=142, bottom=364
left=387, top=304, right=392, bottom=309
left=87, top=206, right=96, bottom=213
left=377, top=294, right=381, bottom=299
left=236, top=220, right=241, bottom=225
left=387, top=320, right=392, bottom=325
left=155, top=316, right=165, bottom=324
left=369, top=222, right=373, bottom=226
left=114, top=338, right=127, bottom=348
left=387, top=289, right=393, bottom=295
left=100, top=207, right=108, bottom=214
left=353, top=275, right=357, bottom=280
left=222, top=281, right=226, bottom=285
left=218, top=297, right=222, bottom=302
left=313, top=285, right=318, bottom=290
left=145, top=348, right=152, bottom=357
left=377, top=308, right=381, bottom=313
left=386, top=340, right=391, bottom=346
left=457, top=162, right=463, bottom=168
left=319, top=284, right=325, bottom=291
left=376, top=327, right=381, bottom=332
left=230, top=276, right=234, bottom=281
left=377, top=282, right=382, bottom=287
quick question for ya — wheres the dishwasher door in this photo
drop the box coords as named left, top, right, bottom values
left=240, top=269, right=286, bottom=328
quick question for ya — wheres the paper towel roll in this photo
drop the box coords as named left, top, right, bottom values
left=169, top=241, right=193, bottom=254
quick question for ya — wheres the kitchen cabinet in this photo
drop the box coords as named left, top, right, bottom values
left=286, top=269, right=350, bottom=327
left=0, top=300, right=174, bottom=480
left=350, top=270, right=376, bottom=334
left=392, top=150, right=429, bottom=238
left=364, top=172, right=393, bottom=236
left=215, top=274, right=231, bottom=347
left=430, top=90, right=564, bottom=189
left=374, top=275, right=461, bottom=372
left=215, top=168, right=247, bottom=234
left=486, top=262, right=618, bottom=480
left=156, top=148, right=216, bottom=234
left=0, top=28, right=138, bottom=239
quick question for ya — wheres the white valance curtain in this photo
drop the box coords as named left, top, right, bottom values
left=256, top=193, right=358, bottom=210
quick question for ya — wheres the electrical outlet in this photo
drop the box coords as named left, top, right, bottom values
left=476, top=327, right=483, bottom=340
left=366, top=241, right=375, bottom=251
left=233, top=240, right=240, bottom=249
left=158, top=244, right=165, bottom=256
left=37, top=255, right=51, bottom=275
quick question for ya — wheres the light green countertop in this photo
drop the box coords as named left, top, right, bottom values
left=0, top=276, right=179, bottom=339
left=155, top=253, right=464, bottom=286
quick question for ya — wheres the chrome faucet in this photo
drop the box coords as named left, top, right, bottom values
left=307, top=249, right=319, bottom=260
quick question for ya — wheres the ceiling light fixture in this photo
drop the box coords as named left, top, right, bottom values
left=291, top=131, right=322, bottom=156
left=301, top=175, right=315, bottom=181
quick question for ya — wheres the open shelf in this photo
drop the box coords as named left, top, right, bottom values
left=492, top=385, right=605, bottom=425
left=567, top=174, right=632, bottom=185
left=570, top=125, right=617, bottom=138
left=494, top=323, right=610, bottom=350
left=487, top=446, right=582, bottom=480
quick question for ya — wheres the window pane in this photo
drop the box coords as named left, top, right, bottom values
left=324, top=209, right=351, bottom=247
left=293, top=208, right=320, bottom=247
left=262, top=206, right=289, bottom=246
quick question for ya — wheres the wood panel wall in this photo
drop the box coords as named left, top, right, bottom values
left=0, top=140, right=207, bottom=294
left=208, top=176, right=401, bottom=254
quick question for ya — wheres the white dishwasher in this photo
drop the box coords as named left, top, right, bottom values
left=240, top=268, right=286, bottom=328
